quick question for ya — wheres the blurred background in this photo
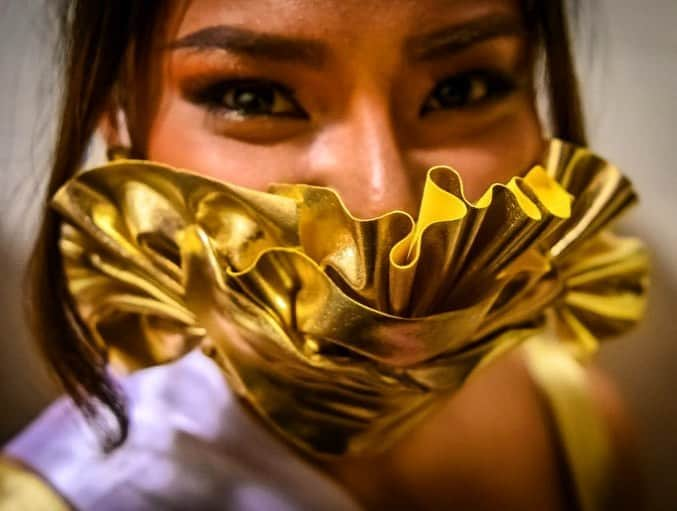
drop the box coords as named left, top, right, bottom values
left=1, top=1, right=675, bottom=508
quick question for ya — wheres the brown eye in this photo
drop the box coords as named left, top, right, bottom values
left=421, top=70, right=517, bottom=115
left=197, top=79, right=308, bottom=119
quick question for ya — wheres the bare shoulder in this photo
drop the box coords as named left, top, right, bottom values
left=454, top=350, right=643, bottom=510
left=582, top=364, right=644, bottom=509
left=335, top=349, right=642, bottom=510
left=399, top=349, right=577, bottom=510
left=470, top=350, right=643, bottom=510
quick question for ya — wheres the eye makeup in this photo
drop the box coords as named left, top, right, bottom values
left=187, top=78, right=309, bottom=120
left=420, top=68, right=519, bottom=116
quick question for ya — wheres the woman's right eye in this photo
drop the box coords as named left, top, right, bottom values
left=194, top=79, right=308, bottom=119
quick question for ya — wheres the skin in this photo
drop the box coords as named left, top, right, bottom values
left=102, top=0, right=642, bottom=508
left=127, top=0, right=544, bottom=211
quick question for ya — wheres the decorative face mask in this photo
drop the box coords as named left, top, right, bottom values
left=52, top=139, right=648, bottom=460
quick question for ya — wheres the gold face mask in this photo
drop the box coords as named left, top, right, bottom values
left=52, top=139, right=648, bottom=461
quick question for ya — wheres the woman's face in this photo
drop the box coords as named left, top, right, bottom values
left=133, top=0, right=543, bottom=217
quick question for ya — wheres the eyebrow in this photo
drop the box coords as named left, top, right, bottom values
left=169, top=25, right=327, bottom=68
left=169, top=13, right=525, bottom=68
left=405, top=13, right=526, bottom=61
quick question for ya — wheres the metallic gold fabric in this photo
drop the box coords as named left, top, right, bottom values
left=522, top=337, right=611, bottom=511
left=52, top=139, right=648, bottom=467
left=0, top=457, right=70, bottom=510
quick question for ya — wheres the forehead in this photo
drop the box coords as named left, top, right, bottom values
left=173, top=0, right=524, bottom=42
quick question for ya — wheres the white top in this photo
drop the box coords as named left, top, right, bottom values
left=4, top=351, right=361, bottom=511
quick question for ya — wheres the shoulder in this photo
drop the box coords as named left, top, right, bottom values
left=457, top=349, right=642, bottom=510
left=467, top=349, right=642, bottom=510
left=389, top=349, right=575, bottom=510
left=350, top=348, right=640, bottom=510
left=582, top=364, right=644, bottom=509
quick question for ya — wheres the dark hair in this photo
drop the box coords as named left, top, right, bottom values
left=27, top=0, right=587, bottom=448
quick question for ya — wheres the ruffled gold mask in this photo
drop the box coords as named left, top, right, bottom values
left=52, top=139, right=648, bottom=464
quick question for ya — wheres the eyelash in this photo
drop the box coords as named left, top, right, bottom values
left=192, top=69, right=518, bottom=120
left=420, top=69, right=518, bottom=116
left=192, top=78, right=308, bottom=119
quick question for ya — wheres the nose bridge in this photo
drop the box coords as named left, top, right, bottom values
left=306, top=91, right=418, bottom=217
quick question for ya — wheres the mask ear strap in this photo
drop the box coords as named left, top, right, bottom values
left=106, top=108, right=133, bottom=161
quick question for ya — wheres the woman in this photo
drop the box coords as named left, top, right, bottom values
left=1, top=0, right=644, bottom=509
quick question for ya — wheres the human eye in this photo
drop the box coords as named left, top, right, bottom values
left=420, top=69, right=518, bottom=116
left=191, top=78, right=308, bottom=119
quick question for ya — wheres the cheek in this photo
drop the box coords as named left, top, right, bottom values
left=145, top=95, right=310, bottom=191
left=411, top=103, right=545, bottom=201
left=146, top=88, right=544, bottom=201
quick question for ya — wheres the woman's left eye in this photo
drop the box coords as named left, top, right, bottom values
left=420, top=70, right=518, bottom=115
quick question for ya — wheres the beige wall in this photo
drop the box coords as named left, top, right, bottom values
left=1, top=1, right=675, bottom=508
left=582, top=2, right=677, bottom=509
left=0, top=1, right=59, bottom=438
